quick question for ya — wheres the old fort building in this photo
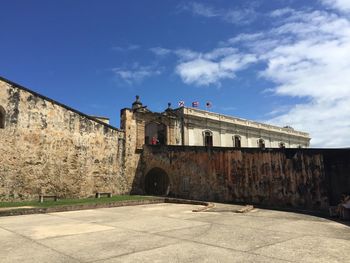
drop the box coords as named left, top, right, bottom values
left=123, top=96, right=310, bottom=150
left=0, top=76, right=349, bottom=211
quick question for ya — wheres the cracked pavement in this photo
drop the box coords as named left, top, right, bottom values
left=1, top=203, right=350, bottom=262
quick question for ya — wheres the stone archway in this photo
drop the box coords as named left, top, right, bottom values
left=144, top=167, right=169, bottom=196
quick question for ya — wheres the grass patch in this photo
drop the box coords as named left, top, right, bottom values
left=0, top=195, right=154, bottom=208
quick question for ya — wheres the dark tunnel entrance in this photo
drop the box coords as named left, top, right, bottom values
left=144, top=168, right=170, bottom=196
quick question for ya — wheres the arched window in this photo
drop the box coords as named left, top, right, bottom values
left=258, top=138, right=265, bottom=149
left=145, top=122, right=167, bottom=145
left=0, top=106, right=5, bottom=129
left=233, top=135, right=241, bottom=148
left=203, top=130, right=213, bottom=147
left=279, top=142, right=285, bottom=148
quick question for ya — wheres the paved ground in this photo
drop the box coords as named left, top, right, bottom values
left=1, top=203, right=350, bottom=263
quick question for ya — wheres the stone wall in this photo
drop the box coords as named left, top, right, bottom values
left=120, top=108, right=143, bottom=191
left=0, top=78, right=128, bottom=201
left=136, top=146, right=350, bottom=210
left=1, top=76, right=348, bottom=208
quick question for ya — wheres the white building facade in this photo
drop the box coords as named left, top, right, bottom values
left=126, top=97, right=311, bottom=149
left=177, top=107, right=310, bottom=148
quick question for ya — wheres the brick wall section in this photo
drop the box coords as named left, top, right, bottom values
left=0, top=78, right=128, bottom=200
left=137, top=146, right=348, bottom=210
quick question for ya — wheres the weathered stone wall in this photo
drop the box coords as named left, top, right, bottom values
left=1, top=76, right=348, bottom=208
left=136, top=146, right=349, bottom=211
left=120, top=108, right=182, bottom=194
left=0, top=78, right=128, bottom=201
left=120, top=109, right=143, bottom=191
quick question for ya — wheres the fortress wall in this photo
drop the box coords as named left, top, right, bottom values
left=139, top=146, right=350, bottom=210
left=0, top=78, right=127, bottom=201
left=1, top=76, right=348, bottom=206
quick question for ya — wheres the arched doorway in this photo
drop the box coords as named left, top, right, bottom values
left=233, top=135, right=241, bottom=148
left=258, top=138, right=265, bottom=149
left=203, top=130, right=213, bottom=147
left=144, top=167, right=169, bottom=196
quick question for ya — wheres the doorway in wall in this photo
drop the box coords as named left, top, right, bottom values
left=145, top=122, right=167, bottom=145
left=204, top=131, right=213, bottom=147
left=258, top=138, right=265, bottom=148
left=144, top=167, right=169, bottom=196
left=234, top=135, right=241, bottom=148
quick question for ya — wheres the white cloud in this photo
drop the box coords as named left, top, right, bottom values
left=175, top=48, right=256, bottom=86
left=253, top=8, right=350, bottom=147
left=182, top=2, right=257, bottom=25
left=174, top=49, right=199, bottom=61
left=202, top=47, right=237, bottom=60
left=223, top=8, right=257, bottom=25
left=270, top=8, right=295, bottom=17
left=176, top=59, right=228, bottom=86
left=175, top=3, right=350, bottom=147
left=225, top=33, right=264, bottom=44
left=321, top=0, right=350, bottom=12
left=149, top=47, right=171, bottom=56
left=185, top=2, right=218, bottom=18
left=112, top=44, right=140, bottom=52
left=269, top=99, right=350, bottom=147
left=112, top=64, right=161, bottom=84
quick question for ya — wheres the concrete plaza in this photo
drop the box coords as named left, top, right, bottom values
left=1, top=203, right=350, bottom=262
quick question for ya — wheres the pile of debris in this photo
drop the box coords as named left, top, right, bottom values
left=329, top=195, right=350, bottom=220
left=234, top=205, right=254, bottom=213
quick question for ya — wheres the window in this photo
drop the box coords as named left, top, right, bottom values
left=258, top=138, right=265, bottom=149
left=157, top=123, right=167, bottom=145
left=279, top=142, right=286, bottom=148
left=0, top=106, right=5, bottom=129
left=145, top=122, right=167, bottom=145
left=233, top=135, right=241, bottom=148
left=204, top=130, right=213, bottom=147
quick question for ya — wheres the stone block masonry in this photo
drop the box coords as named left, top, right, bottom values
left=138, top=145, right=350, bottom=211
left=1, top=76, right=349, bottom=212
left=0, top=77, right=129, bottom=201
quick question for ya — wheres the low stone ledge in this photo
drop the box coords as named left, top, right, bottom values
left=192, top=203, right=215, bottom=212
left=164, top=197, right=209, bottom=206
left=0, top=199, right=163, bottom=217
left=233, top=205, right=254, bottom=213
left=0, top=197, right=211, bottom=217
left=162, top=197, right=213, bottom=212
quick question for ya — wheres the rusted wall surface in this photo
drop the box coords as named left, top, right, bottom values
left=0, top=79, right=128, bottom=201
left=323, top=150, right=350, bottom=205
left=137, top=146, right=348, bottom=210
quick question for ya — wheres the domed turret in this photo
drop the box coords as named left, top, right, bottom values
left=132, top=95, right=143, bottom=110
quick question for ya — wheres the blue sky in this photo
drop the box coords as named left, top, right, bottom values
left=1, top=0, right=350, bottom=147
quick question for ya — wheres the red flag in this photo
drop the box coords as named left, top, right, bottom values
left=192, top=101, right=199, bottom=107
